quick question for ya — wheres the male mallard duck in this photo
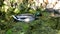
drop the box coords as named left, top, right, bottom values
left=12, top=13, right=42, bottom=22
left=12, top=14, right=35, bottom=22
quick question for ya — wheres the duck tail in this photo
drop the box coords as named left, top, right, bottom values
left=12, top=15, right=17, bottom=19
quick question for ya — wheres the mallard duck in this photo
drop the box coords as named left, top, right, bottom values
left=12, top=13, right=42, bottom=22
left=12, top=14, right=35, bottom=22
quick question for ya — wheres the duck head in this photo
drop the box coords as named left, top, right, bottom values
left=34, top=11, right=42, bottom=17
left=33, top=11, right=42, bottom=20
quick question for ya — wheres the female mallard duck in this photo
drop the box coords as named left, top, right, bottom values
left=12, top=13, right=42, bottom=22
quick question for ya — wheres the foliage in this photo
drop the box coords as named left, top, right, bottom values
left=0, top=0, right=60, bottom=34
